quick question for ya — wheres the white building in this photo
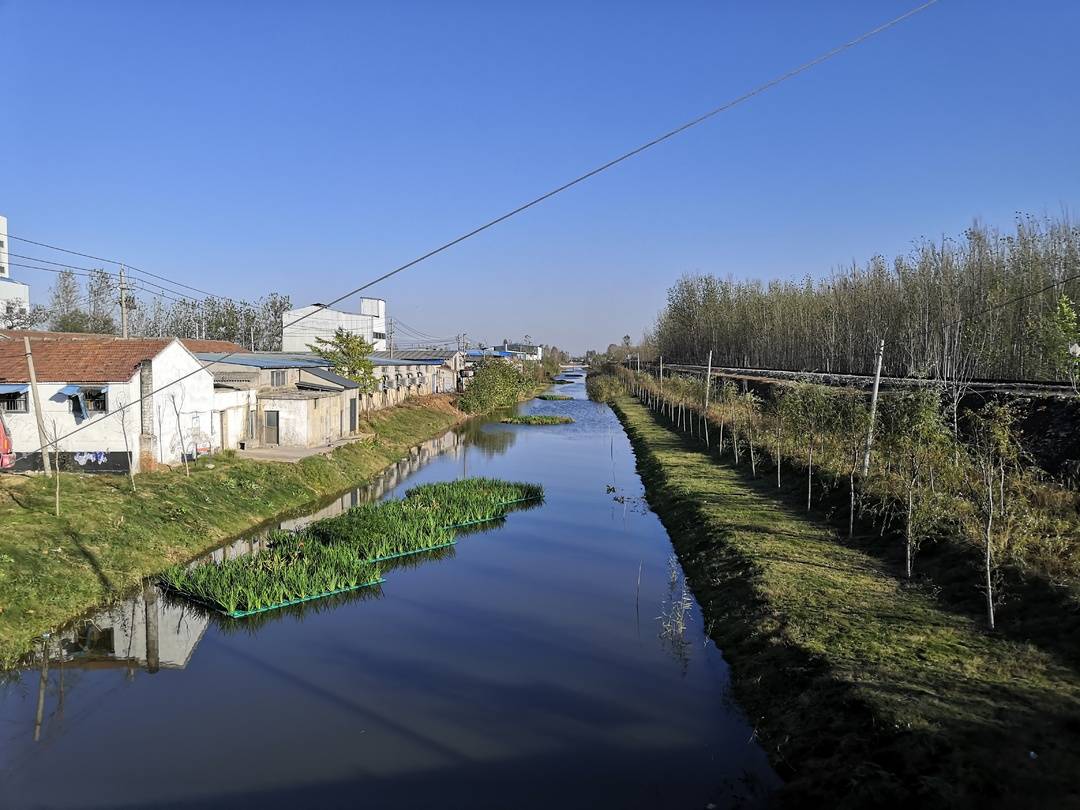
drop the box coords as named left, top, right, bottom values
left=0, top=215, right=32, bottom=316
left=0, top=336, right=217, bottom=472
left=281, top=298, right=387, bottom=353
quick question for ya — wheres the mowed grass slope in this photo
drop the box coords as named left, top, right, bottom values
left=612, top=395, right=1080, bottom=808
left=0, top=397, right=464, bottom=665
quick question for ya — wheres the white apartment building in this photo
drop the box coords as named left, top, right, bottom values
left=0, top=215, right=32, bottom=315
left=281, top=298, right=387, bottom=353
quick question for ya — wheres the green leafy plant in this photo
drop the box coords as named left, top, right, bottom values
left=500, top=415, right=574, bottom=425
left=458, top=359, right=534, bottom=413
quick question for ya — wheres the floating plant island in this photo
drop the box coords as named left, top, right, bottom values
left=500, top=415, right=575, bottom=425
left=160, top=478, right=543, bottom=617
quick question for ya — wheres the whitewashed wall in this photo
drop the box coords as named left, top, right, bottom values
left=5, top=376, right=142, bottom=467
left=150, top=341, right=218, bottom=465
left=213, top=388, right=256, bottom=449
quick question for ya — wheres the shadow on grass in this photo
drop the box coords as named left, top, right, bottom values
left=662, top=408, right=1080, bottom=678
left=613, top=395, right=1080, bottom=808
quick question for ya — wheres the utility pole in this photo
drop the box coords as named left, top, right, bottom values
left=119, top=265, right=130, bottom=339
left=24, top=337, right=53, bottom=478
left=388, top=318, right=394, bottom=359
left=250, top=324, right=256, bottom=351
left=861, top=338, right=886, bottom=477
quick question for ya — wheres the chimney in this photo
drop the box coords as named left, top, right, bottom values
left=138, top=360, right=157, bottom=471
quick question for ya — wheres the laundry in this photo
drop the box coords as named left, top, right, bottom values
left=73, top=451, right=109, bottom=466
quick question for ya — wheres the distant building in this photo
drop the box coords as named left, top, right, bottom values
left=503, top=341, right=542, bottom=361
left=281, top=298, right=387, bottom=353
left=0, top=215, right=31, bottom=316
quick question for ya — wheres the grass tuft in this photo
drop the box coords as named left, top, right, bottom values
left=500, top=415, right=574, bottom=425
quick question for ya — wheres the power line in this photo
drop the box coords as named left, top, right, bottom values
left=6, top=235, right=259, bottom=309
left=8, top=253, right=204, bottom=302
left=24, top=0, right=941, bottom=454
left=945, top=269, right=1080, bottom=330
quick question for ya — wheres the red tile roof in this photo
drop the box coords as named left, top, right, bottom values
left=179, top=339, right=249, bottom=354
left=0, top=338, right=176, bottom=383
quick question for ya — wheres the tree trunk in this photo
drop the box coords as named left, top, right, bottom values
left=748, top=415, right=757, bottom=477
left=776, top=421, right=782, bottom=488
left=905, top=482, right=915, bottom=578
left=807, top=443, right=814, bottom=511
left=984, top=472, right=996, bottom=630
left=849, top=467, right=856, bottom=539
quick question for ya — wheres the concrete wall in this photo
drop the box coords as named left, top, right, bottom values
left=213, top=388, right=256, bottom=450
left=281, top=306, right=387, bottom=353
left=0, top=278, right=30, bottom=311
left=151, top=341, right=218, bottom=465
left=5, top=375, right=142, bottom=471
left=0, top=214, right=8, bottom=278
left=202, top=362, right=300, bottom=390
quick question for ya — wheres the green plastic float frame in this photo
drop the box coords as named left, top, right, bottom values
left=165, top=494, right=544, bottom=619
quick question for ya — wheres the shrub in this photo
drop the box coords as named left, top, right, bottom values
left=458, top=359, right=534, bottom=414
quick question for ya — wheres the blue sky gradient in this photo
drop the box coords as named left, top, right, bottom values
left=3, top=1, right=1078, bottom=352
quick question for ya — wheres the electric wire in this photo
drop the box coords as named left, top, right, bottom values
left=20, top=0, right=941, bottom=454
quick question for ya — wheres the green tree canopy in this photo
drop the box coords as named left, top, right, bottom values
left=308, top=328, right=377, bottom=393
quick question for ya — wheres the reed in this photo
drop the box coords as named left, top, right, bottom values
left=158, top=538, right=383, bottom=616
left=500, top=415, right=574, bottom=425
left=161, top=478, right=543, bottom=616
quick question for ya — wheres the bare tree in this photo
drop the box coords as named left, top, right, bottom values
left=170, top=391, right=190, bottom=477
left=115, top=398, right=137, bottom=492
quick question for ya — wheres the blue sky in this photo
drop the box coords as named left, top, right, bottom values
left=2, top=1, right=1078, bottom=352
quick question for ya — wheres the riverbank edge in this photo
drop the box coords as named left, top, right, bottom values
left=1, top=388, right=545, bottom=666
left=608, top=393, right=1080, bottom=808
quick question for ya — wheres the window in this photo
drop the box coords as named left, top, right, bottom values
left=70, top=388, right=108, bottom=415
left=0, top=393, right=28, bottom=413
left=270, top=370, right=287, bottom=387
left=373, top=331, right=386, bottom=340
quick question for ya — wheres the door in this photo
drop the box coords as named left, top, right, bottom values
left=264, top=410, right=280, bottom=445
left=349, top=398, right=357, bottom=432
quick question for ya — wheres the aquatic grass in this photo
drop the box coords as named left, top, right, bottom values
left=161, top=478, right=543, bottom=617
left=500, top=415, right=574, bottom=425
left=159, top=537, right=383, bottom=616
left=552, top=379, right=574, bottom=385
left=538, top=394, right=573, bottom=400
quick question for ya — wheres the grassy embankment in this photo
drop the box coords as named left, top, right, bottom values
left=611, top=393, right=1080, bottom=808
left=0, top=396, right=467, bottom=666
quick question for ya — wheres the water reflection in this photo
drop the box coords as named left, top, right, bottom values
left=0, top=378, right=780, bottom=809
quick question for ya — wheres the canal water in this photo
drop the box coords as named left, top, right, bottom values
left=0, top=374, right=778, bottom=809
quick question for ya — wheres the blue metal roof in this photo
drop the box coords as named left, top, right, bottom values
left=303, top=367, right=359, bottom=389
left=0, top=384, right=28, bottom=394
left=195, top=353, right=328, bottom=369
left=466, top=349, right=513, bottom=358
